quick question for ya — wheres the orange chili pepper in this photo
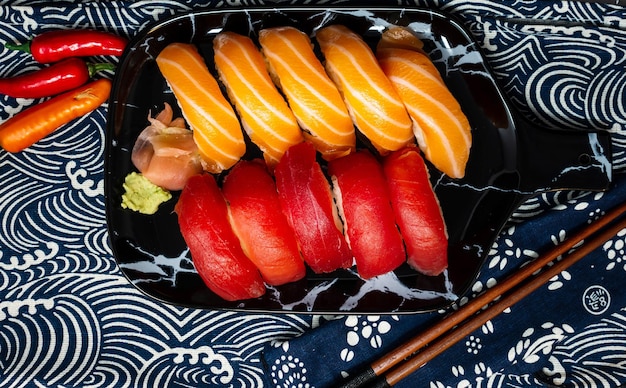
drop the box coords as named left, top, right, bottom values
left=0, top=78, right=111, bottom=152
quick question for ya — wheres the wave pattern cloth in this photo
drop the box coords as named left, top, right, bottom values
left=0, top=0, right=625, bottom=387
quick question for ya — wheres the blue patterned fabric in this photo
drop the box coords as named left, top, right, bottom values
left=1, top=1, right=626, bottom=387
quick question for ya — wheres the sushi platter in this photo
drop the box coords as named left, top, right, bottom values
left=105, top=7, right=612, bottom=313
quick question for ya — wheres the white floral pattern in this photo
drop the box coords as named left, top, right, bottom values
left=508, top=324, right=575, bottom=365
left=603, top=228, right=626, bottom=271
left=341, top=316, right=398, bottom=362
left=270, top=355, right=310, bottom=388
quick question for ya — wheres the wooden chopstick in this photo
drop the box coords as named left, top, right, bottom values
left=339, top=199, right=626, bottom=388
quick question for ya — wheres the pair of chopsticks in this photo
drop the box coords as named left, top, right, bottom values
left=340, top=199, right=626, bottom=388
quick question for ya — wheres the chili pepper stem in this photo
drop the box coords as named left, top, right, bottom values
left=87, top=62, right=116, bottom=77
left=5, top=41, right=32, bottom=54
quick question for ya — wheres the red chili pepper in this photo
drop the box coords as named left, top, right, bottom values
left=5, top=29, right=127, bottom=63
left=0, top=57, right=115, bottom=99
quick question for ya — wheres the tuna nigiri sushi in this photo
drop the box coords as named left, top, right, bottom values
left=213, top=31, right=304, bottom=166
left=315, top=25, right=414, bottom=154
left=383, top=146, right=448, bottom=276
left=156, top=43, right=246, bottom=174
left=274, top=141, right=353, bottom=273
left=175, top=174, right=266, bottom=301
left=222, top=160, right=306, bottom=286
left=377, top=27, right=472, bottom=179
left=328, top=151, right=406, bottom=279
left=258, top=26, right=356, bottom=160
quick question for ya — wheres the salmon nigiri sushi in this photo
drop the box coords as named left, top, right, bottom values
left=258, top=26, right=355, bottom=160
left=377, top=27, right=472, bottom=179
left=315, top=25, right=414, bottom=154
left=156, top=43, right=245, bottom=174
left=213, top=31, right=303, bottom=166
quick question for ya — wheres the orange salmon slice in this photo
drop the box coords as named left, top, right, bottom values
left=377, top=47, right=472, bottom=179
left=213, top=31, right=303, bottom=166
left=315, top=25, right=414, bottom=154
left=259, top=26, right=355, bottom=160
left=156, top=43, right=245, bottom=173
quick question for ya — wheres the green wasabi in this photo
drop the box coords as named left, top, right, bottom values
left=121, top=172, right=172, bottom=215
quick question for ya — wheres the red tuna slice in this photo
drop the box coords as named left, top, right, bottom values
left=274, top=141, right=353, bottom=273
left=175, top=174, right=266, bottom=301
left=383, top=146, right=448, bottom=276
left=222, top=159, right=306, bottom=285
left=328, top=150, right=406, bottom=279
